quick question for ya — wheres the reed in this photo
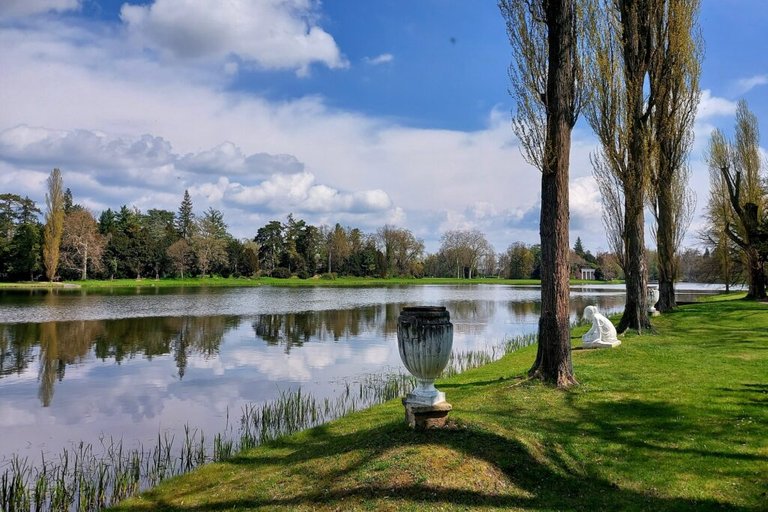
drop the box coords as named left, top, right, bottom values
left=1, top=333, right=535, bottom=511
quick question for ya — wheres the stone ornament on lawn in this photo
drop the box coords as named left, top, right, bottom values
left=582, top=305, right=621, bottom=349
left=648, top=285, right=660, bottom=316
left=397, top=306, right=453, bottom=429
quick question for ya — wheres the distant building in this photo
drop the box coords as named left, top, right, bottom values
left=580, top=267, right=595, bottom=280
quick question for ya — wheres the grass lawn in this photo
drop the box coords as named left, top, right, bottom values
left=0, top=276, right=616, bottom=289
left=110, top=294, right=768, bottom=512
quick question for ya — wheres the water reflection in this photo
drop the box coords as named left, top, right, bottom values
left=1, top=284, right=715, bottom=465
left=1, top=316, right=240, bottom=405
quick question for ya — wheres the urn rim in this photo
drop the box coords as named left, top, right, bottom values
left=400, top=306, right=447, bottom=314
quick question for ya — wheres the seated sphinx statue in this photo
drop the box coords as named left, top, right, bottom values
left=582, top=305, right=621, bottom=349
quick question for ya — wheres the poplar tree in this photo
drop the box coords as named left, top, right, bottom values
left=500, top=0, right=585, bottom=386
left=648, top=0, right=702, bottom=312
left=43, top=168, right=65, bottom=282
left=585, top=0, right=660, bottom=333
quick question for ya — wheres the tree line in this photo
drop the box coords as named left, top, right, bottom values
left=2, top=172, right=628, bottom=282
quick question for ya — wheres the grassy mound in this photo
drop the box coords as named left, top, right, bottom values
left=111, top=295, right=767, bottom=511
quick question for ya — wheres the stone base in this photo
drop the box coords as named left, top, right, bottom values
left=403, top=399, right=452, bottom=430
left=582, top=339, right=621, bottom=349
left=404, top=389, right=446, bottom=406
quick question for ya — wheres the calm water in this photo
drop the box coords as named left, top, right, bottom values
left=0, top=283, right=716, bottom=464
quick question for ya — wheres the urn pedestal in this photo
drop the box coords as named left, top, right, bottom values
left=397, top=306, right=453, bottom=429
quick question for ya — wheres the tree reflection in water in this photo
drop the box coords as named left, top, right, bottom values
left=0, top=315, right=239, bottom=406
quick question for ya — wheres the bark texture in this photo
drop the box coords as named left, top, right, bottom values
left=529, top=0, right=578, bottom=387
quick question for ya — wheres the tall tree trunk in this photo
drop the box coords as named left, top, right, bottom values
left=617, top=177, right=652, bottom=333
left=656, top=184, right=677, bottom=311
left=529, top=0, right=577, bottom=387
left=615, top=0, right=652, bottom=333
left=745, top=248, right=766, bottom=299
left=81, top=244, right=88, bottom=280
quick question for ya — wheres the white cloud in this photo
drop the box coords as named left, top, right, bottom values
left=227, top=172, right=392, bottom=214
left=569, top=176, right=602, bottom=228
left=733, top=74, right=768, bottom=95
left=0, top=125, right=175, bottom=170
left=364, top=53, right=394, bottom=66
left=178, top=142, right=304, bottom=178
left=0, top=0, right=79, bottom=18
left=696, top=89, right=737, bottom=120
left=120, top=0, right=348, bottom=75
left=0, top=16, right=583, bottom=250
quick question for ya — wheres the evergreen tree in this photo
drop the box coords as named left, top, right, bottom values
left=574, top=237, right=585, bottom=256
left=175, top=190, right=195, bottom=240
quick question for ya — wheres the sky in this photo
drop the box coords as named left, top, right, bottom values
left=0, top=0, right=766, bottom=254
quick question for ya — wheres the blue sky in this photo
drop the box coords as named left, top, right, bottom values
left=0, top=0, right=765, bottom=254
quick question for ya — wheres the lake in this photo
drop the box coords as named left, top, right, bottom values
left=0, top=283, right=719, bottom=465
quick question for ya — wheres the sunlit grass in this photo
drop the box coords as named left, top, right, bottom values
left=110, top=295, right=768, bottom=511
left=0, top=335, right=532, bottom=511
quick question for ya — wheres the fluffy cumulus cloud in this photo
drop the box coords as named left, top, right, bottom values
left=696, top=89, right=738, bottom=121
left=120, top=0, right=348, bottom=75
left=0, top=9, right=619, bottom=251
left=0, top=125, right=394, bottom=222
left=0, top=0, right=80, bottom=18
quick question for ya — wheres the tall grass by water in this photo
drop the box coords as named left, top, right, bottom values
left=1, top=333, right=534, bottom=511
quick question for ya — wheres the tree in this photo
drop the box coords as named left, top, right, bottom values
left=255, top=220, right=284, bottom=276
left=702, top=155, right=740, bottom=291
left=328, top=224, right=351, bottom=274
left=505, top=242, right=535, bottom=279
left=377, top=225, right=424, bottom=277
left=60, top=209, right=106, bottom=280
left=500, top=0, right=585, bottom=386
left=705, top=101, right=767, bottom=299
left=191, top=208, right=229, bottom=277
left=144, top=209, right=176, bottom=279
left=43, top=168, right=65, bottom=282
left=283, top=214, right=307, bottom=274
left=585, top=0, right=660, bottom=333
left=438, top=229, right=492, bottom=279
left=573, top=236, right=585, bottom=256
left=167, top=239, right=193, bottom=278
left=647, top=0, right=702, bottom=312
left=175, top=190, right=195, bottom=240
left=110, top=206, right=147, bottom=279
left=0, top=194, right=42, bottom=280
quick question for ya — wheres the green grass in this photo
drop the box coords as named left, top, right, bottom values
left=110, top=294, right=768, bottom=512
left=0, top=276, right=617, bottom=290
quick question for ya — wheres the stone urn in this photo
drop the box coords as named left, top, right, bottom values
left=397, top=306, right=453, bottom=406
left=647, top=285, right=660, bottom=315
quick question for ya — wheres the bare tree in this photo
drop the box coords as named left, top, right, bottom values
left=705, top=101, right=767, bottom=299
left=591, top=150, right=626, bottom=269
left=61, top=209, right=106, bottom=280
left=500, top=0, right=585, bottom=386
left=43, top=168, right=65, bottom=282
left=167, top=238, right=193, bottom=278
left=585, top=0, right=661, bottom=333
left=703, top=136, right=739, bottom=291
left=647, top=0, right=702, bottom=311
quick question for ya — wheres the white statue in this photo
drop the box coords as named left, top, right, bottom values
left=582, top=305, right=621, bottom=349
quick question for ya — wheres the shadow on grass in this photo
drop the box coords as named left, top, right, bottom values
left=114, top=413, right=759, bottom=512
